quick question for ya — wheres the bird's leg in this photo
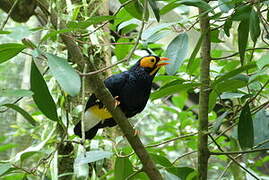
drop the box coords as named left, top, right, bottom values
left=134, top=129, right=140, bottom=136
left=114, top=96, right=121, bottom=108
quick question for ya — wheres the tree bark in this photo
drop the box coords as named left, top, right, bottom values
left=198, top=5, right=211, bottom=180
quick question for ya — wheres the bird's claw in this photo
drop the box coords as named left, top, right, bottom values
left=114, top=96, right=121, bottom=108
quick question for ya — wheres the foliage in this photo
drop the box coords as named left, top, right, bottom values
left=0, top=0, right=269, bottom=179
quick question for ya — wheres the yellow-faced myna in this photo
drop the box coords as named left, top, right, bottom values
left=74, top=55, right=169, bottom=139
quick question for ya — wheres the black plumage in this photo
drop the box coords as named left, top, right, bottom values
left=74, top=55, right=169, bottom=139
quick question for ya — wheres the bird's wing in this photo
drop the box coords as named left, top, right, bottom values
left=104, top=72, right=129, bottom=96
left=82, top=72, right=129, bottom=130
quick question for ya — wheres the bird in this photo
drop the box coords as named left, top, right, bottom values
left=74, top=55, right=170, bottom=140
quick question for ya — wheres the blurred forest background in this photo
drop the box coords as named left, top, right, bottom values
left=0, top=0, right=269, bottom=179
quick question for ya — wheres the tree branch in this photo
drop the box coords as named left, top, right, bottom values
left=197, top=4, right=211, bottom=180
left=36, top=0, right=163, bottom=179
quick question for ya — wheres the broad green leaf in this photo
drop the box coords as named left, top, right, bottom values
left=1, top=173, right=26, bottom=180
left=187, top=33, right=204, bottom=74
left=0, top=144, right=17, bottom=152
left=257, top=53, right=269, bottom=69
left=212, top=62, right=256, bottom=86
left=75, top=151, right=113, bottom=165
left=211, top=30, right=224, bottom=43
left=160, top=1, right=179, bottom=15
left=67, top=16, right=115, bottom=29
left=1, top=104, right=36, bottom=126
left=20, top=151, right=43, bottom=162
left=165, top=33, right=189, bottom=75
left=151, top=83, right=200, bottom=100
left=160, top=79, right=186, bottom=89
left=181, top=0, right=212, bottom=11
left=119, top=0, right=144, bottom=20
left=218, top=0, right=234, bottom=12
left=253, top=109, right=269, bottom=148
left=117, top=19, right=140, bottom=32
left=166, top=167, right=195, bottom=179
left=208, top=90, right=218, bottom=112
left=238, top=103, right=254, bottom=149
left=0, top=163, right=12, bottom=176
left=220, top=92, right=246, bottom=99
left=46, top=53, right=81, bottom=96
left=231, top=5, right=251, bottom=21
left=115, top=38, right=133, bottom=60
left=238, top=19, right=249, bottom=65
left=30, top=62, right=58, bottom=121
left=150, top=153, right=173, bottom=167
left=249, top=9, right=261, bottom=44
left=0, top=89, right=33, bottom=97
left=0, top=31, right=11, bottom=34
left=0, top=43, right=26, bottom=64
left=142, top=22, right=176, bottom=40
left=114, top=157, right=134, bottom=180
left=146, top=30, right=170, bottom=43
left=223, top=18, right=232, bottom=37
left=215, top=75, right=249, bottom=92
left=148, top=0, right=160, bottom=22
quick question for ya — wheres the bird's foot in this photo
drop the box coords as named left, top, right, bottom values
left=114, top=96, right=121, bottom=108
left=134, top=129, right=140, bottom=136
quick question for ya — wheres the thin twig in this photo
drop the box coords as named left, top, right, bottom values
left=208, top=134, right=259, bottom=180
left=211, top=147, right=269, bottom=155
left=80, top=64, right=88, bottom=147
left=0, top=0, right=19, bottom=30
left=211, top=47, right=269, bottom=60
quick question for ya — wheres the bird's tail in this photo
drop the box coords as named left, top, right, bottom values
left=74, top=122, right=99, bottom=140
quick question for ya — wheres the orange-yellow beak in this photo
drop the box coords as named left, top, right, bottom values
left=157, top=57, right=170, bottom=67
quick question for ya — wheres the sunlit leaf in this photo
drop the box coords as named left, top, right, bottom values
left=238, top=103, right=254, bottom=149
left=257, top=53, right=269, bottom=69
left=114, top=157, right=134, bottom=180
left=0, top=144, right=17, bottom=152
left=30, top=62, right=58, bottom=121
left=46, top=53, right=81, bottom=96
left=0, top=43, right=26, bottom=64
left=1, top=104, right=37, bottom=126
left=75, top=151, right=113, bottom=165
left=165, top=33, right=189, bottom=75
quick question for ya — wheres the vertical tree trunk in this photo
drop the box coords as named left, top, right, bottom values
left=197, top=5, right=211, bottom=180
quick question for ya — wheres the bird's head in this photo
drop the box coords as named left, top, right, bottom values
left=134, top=55, right=170, bottom=76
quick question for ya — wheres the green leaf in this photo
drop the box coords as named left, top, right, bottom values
left=67, top=16, right=115, bottom=29
left=220, top=92, right=246, bottom=99
left=115, top=38, right=133, bottom=60
left=75, top=151, right=113, bottom=165
left=46, top=53, right=81, bottom=96
left=212, top=62, right=256, bottom=87
left=0, top=144, right=17, bottom=152
left=142, top=22, right=176, bottom=40
left=151, top=83, right=200, bottom=100
left=150, top=153, right=173, bottom=167
left=231, top=5, right=251, bottom=21
left=165, top=33, right=189, bottom=75
left=0, top=43, right=26, bottom=64
left=187, top=33, right=204, bottom=74
left=0, top=30, right=11, bottom=34
left=223, top=18, right=232, bottom=37
left=30, top=62, right=58, bottom=121
left=238, top=103, right=254, bottom=149
left=215, top=75, right=249, bottom=92
left=114, top=157, right=134, bottom=180
left=181, top=0, right=212, bottom=11
left=1, top=173, right=26, bottom=180
left=253, top=109, right=269, bottom=148
left=118, top=0, right=144, bottom=20
left=166, top=167, right=195, bottom=179
left=160, top=1, right=179, bottom=15
left=218, top=0, right=234, bottom=12
left=1, top=104, right=36, bottom=126
left=208, top=90, right=218, bottom=112
left=0, top=163, right=12, bottom=176
left=257, top=53, right=269, bottom=69
left=148, top=0, right=160, bottom=22
left=238, top=19, right=249, bottom=65
left=249, top=9, right=261, bottom=44
left=0, top=89, right=33, bottom=97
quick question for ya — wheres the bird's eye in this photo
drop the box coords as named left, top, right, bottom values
left=150, top=59, right=155, bottom=63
